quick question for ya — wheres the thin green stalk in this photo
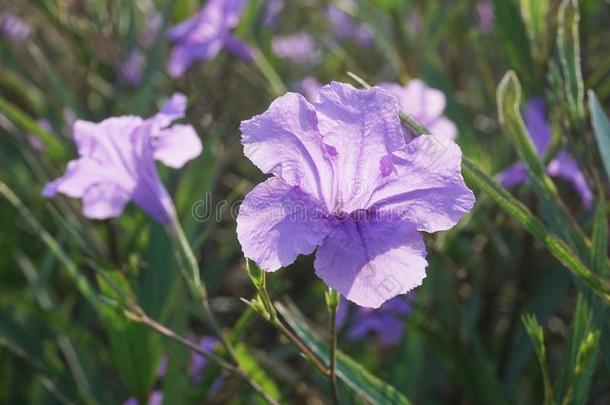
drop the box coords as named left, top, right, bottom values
left=326, top=288, right=340, bottom=405
left=252, top=48, right=287, bottom=96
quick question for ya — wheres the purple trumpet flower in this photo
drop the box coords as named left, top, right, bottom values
left=496, top=97, right=592, bottom=207
left=236, top=82, right=474, bottom=308
left=43, top=94, right=202, bottom=224
left=167, top=0, right=253, bottom=77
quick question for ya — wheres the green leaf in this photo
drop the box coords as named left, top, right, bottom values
left=557, top=0, right=585, bottom=125
left=97, top=271, right=163, bottom=400
left=275, top=301, right=412, bottom=405
left=0, top=96, right=65, bottom=161
left=0, top=180, right=101, bottom=312
left=490, top=0, right=536, bottom=88
left=520, top=0, right=550, bottom=52
left=461, top=160, right=610, bottom=305
left=555, top=295, right=600, bottom=404
left=588, top=90, right=610, bottom=182
left=233, top=343, right=282, bottom=403
left=138, top=221, right=176, bottom=322
left=522, top=315, right=553, bottom=404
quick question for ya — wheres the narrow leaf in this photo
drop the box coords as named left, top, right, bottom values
left=588, top=90, right=610, bottom=181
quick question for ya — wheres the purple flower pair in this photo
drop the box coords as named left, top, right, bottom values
left=43, top=94, right=202, bottom=224
left=167, top=0, right=253, bottom=78
left=497, top=97, right=592, bottom=207
left=326, top=1, right=373, bottom=47
left=236, top=82, right=475, bottom=308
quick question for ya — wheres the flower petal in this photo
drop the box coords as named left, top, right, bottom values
left=315, top=82, right=405, bottom=212
left=81, top=182, right=130, bottom=220
left=42, top=158, right=109, bottom=198
left=525, top=97, right=551, bottom=154
left=367, top=134, right=475, bottom=233
left=428, top=116, right=457, bottom=139
left=237, top=177, right=332, bottom=271
left=153, top=124, right=202, bottom=168
left=240, top=92, right=335, bottom=208
left=496, top=162, right=528, bottom=188
left=314, top=217, right=427, bottom=308
left=547, top=151, right=593, bottom=207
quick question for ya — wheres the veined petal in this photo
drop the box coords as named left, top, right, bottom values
left=240, top=92, right=335, bottom=208
left=367, top=134, right=475, bottom=233
left=315, top=82, right=405, bottom=212
left=314, top=217, right=427, bottom=308
left=237, top=177, right=332, bottom=271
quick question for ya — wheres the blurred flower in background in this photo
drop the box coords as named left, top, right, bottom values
left=336, top=295, right=414, bottom=345
left=326, top=0, right=373, bottom=46
left=262, top=0, right=284, bottom=27
left=0, top=11, right=32, bottom=41
left=26, top=119, right=52, bottom=152
left=271, top=32, right=319, bottom=64
left=123, top=391, right=163, bottom=405
left=496, top=97, right=592, bottom=207
left=476, top=1, right=494, bottom=32
left=167, top=0, right=253, bottom=77
left=380, top=80, right=458, bottom=140
left=43, top=93, right=201, bottom=223
left=121, top=49, right=146, bottom=86
left=120, top=7, right=162, bottom=85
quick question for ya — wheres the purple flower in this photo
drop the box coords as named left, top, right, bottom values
left=271, top=32, right=319, bottom=64
left=189, top=336, right=224, bottom=393
left=167, top=0, right=253, bottom=77
left=262, top=0, right=284, bottom=27
left=236, top=82, right=475, bottom=308
left=336, top=296, right=413, bottom=345
left=0, top=12, right=32, bottom=41
left=326, top=1, right=373, bottom=47
left=476, top=1, right=494, bottom=32
left=380, top=80, right=457, bottom=140
left=497, top=97, right=592, bottom=207
left=121, top=49, right=146, bottom=85
left=43, top=94, right=202, bottom=223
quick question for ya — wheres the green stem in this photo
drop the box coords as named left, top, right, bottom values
left=328, top=297, right=340, bottom=404
left=253, top=48, right=287, bottom=96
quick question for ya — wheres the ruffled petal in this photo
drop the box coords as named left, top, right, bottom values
left=547, top=151, right=592, bottom=207
left=496, top=162, right=528, bottom=188
left=314, top=217, right=427, bottom=308
left=240, top=92, right=335, bottom=208
left=153, top=124, right=202, bottom=168
left=367, top=134, right=475, bottom=233
left=81, top=182, right=130, bottom=220
left=237, top=177, right=332, bottom=271
left=314, top=82, right=405, bottom=212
